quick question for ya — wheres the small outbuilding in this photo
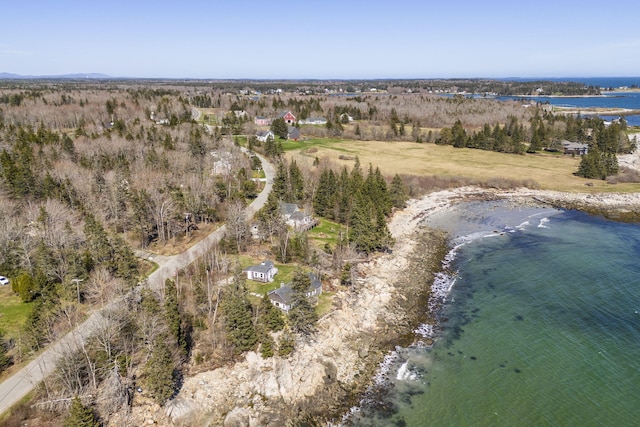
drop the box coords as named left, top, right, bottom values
left=243, top=260, right=278, bottom=283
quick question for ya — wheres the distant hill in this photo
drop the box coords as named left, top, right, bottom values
left=0, top=72, right=112, bottom=79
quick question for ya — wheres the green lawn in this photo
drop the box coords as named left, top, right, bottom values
left=308, top=218, right=345, bottom=248
left=0, top=286, right=32, bottom=340
left=244, top=261, right=297, bottom=297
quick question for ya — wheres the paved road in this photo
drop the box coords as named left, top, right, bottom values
left=0, top=150, right=274, bottom=416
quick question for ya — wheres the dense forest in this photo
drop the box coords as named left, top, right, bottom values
left=0, top=78, right=633, bottom=425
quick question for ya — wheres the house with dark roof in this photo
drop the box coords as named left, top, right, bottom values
left=287, top=126, right=301, bottom=141
left=243, top=260, right=278, bottom=283
left=561, top=140, right=589, bottom=156
left=267, top=273, right=323, bottom=313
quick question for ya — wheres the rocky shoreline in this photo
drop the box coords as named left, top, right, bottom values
left=119, top=186, right=640, bottom=427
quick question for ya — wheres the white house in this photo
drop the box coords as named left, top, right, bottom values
left=299, top=117, right=327, bottom=125
left=243, top=260, right=278, bottom=283
left=280, top=202, right=317, bottom=231
left=256, top=129, right=274, bottom=143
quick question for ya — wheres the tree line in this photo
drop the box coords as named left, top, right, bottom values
left=433, top=113, right=632, bottom=179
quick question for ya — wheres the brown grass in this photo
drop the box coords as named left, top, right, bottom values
left=290, top=140, right=640, bottom=193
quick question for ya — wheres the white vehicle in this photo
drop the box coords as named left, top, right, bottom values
left=0, top=276, right=9, bottom=286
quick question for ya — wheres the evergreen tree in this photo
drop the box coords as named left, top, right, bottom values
left=63, top=397, right=101, bottom=427
left=313, top=169, right=337, bottom=219
left=288, top=270, right=317, bottom=335
left=143, top=336, right=176, bottom=405
left=164, top=279, right=187, bottom=353
left=451, top=119, right=467, bottom=148
left=278, top=331, right=295, bottom=357
left=374, top=207, right=394, bottom=252
left=349, top=192, right=377, bottom=254
left=0, top=331, right=12, bottom=373
left=259, top=332, right=275, bottom=358
left=221, top=269, right=257, bottom=353
left=272, top=162, right=288, bottom=201
left=270, top=117, right=288, bottom=139
left=259, top=293, right=284, bottom=332
left=577, top=145, right=606, bottom=179
left=389, top=174, right=409, bottom=208
left=289, top=160, right=305, bottom=202
left=13, top=271, right=36, bottom=303
left=337, top=167, right=353, bottom=223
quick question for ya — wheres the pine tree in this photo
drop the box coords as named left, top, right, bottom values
left=164, top=279, right=186, bottom=353
left=278, top=331, right=295, bottom=357
left=272, top=161, right=288, bottom=201
left=143, top=336, right=175, bottom=405
left=260, top=333, right=275, bottom=358
left=349, top=192, right=376, bottom=254
left=260, top=293, right=284, bottom=332
left=577, top=146, right=606, bottom=179
left=63, top=397, right=101, bottom=427
left=270, top=117, right=288, bottom=139
left=389, top=174, right=409, bottom=209
left=313, top=169, right=337, bottom=219
left=288, top=270, right=317, bottom=335
left=0, top=332, right=12, bottom=373
left=221, top=269, right=257, bottom=353
left=289, top=160, right=305, bottom=202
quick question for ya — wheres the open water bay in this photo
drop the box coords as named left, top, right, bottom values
left=348, top=201, right=640, bottom=426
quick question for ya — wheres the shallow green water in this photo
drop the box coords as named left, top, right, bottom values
left=349, top=204, right=640, bottom=426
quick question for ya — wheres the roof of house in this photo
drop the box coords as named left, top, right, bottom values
left=290, top=211, right=310, bottom=222
left=278, top=110, right=295, bottom=119
left=268, top=285, right=292, bottom=306
left=244, top=260, right=275, bottom=274
left=561, top=141, right=589, bottom=149
left=256, top=130, right=273, bottom=137
left=267, top=273, right=322, bottom=306
left=280, top=202, right=299, bottom=217
left=287, top=126, right=301, bottom=139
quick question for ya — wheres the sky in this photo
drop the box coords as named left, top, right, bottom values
left=2, top=0, right=640, bottom=79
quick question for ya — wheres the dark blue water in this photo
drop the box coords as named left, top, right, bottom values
left=497, top=92, right=640, bottom=126
left=347, top=201, right=640, bottom=426
left=467, top=77, right=640, bottom=126
left=504, top=77, right=640, bottom=90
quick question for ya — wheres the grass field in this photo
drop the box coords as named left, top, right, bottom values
left=284, top=138, right=640, bottom=193
left=0, top=286, right=32, bottom=340
left=308, top=218, right=345, bottom=247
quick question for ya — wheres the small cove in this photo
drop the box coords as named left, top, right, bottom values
left=347, top=201, right=640, bottom=426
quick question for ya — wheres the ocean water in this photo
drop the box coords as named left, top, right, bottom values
left=346, top=201, right=640, bottom=426
left=483, top=77, right=640, bottom=126
left=497, top=92, right=640, bottom=126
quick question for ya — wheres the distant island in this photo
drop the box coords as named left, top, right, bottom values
left=0, top=74, right=606, bottom=96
